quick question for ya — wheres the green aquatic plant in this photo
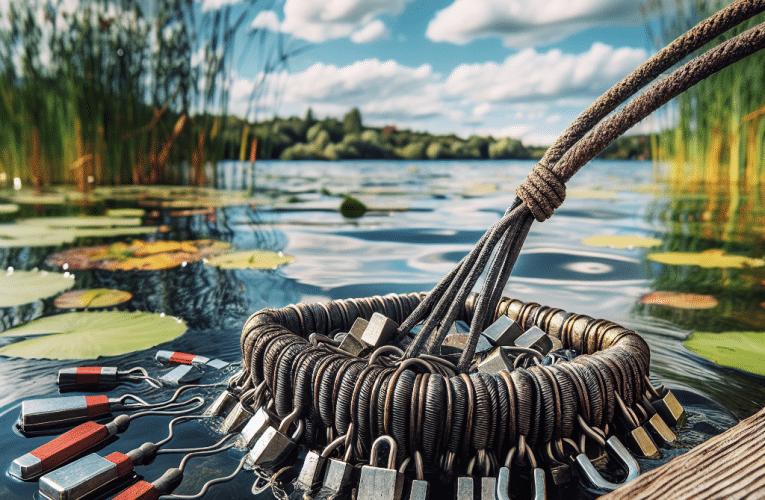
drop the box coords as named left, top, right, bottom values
left=53, top=289, right=133, bottom=309
left=205, top=250, right=294, bottom=269
left=0, top=311, right=186, bottom=359
left=684, top=330, right=765, bottom=376
left=0, top=270, right=75, bottom=307
left=340, top=196, right=368, bottom=219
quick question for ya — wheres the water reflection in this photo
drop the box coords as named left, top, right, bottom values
left=0, top=159, right=763, bottom=500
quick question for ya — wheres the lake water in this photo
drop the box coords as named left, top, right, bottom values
left=1, top=159, right=763, bottom=499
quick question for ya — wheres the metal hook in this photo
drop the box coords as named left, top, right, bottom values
left=573, top=424, right=640, bottom=492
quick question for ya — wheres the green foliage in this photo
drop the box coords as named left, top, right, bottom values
left=488, top=137, right=529, bottom=159
left=340, top=195, right=367, bottom=218
left=343, top=108, right=363, bottom=135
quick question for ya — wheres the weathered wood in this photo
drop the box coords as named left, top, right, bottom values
left=601, top=407, right=765, bottom=499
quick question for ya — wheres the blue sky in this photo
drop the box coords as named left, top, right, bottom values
left=221, top=0, right=670, bottom=145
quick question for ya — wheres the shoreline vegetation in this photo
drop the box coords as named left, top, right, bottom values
left=219, top=108, right=652, bottom=163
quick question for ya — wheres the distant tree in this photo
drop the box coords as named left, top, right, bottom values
left=343, top=108, right=363, bottom=135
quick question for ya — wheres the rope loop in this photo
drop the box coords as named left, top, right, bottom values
left=515, top=159, right=566, bottom=222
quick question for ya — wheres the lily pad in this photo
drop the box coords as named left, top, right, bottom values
left=683, top=331, right=765, bottom=376
left=0, top=204, right=19, bottom=214
left=46, top=239, right=230, bottom=271
left=340, top=196, right=367, bottom=218
left=106, top=208, right=146, bottom=217
left=0, top=270, right=75, bottom=307
left=581, top=235, right=662, bottom=249
left=647, top=249, right=765, bottom=268
left=21, top=216, right=142, bottom=228
left=641, top=291, right=718, bottom=309
left=54, top=289, right=133, bottom=309
left=206, top=250, right=294, bottom=269
left=0, top=224, right=76, bottom=247
left=0, top=311, right=186, bottom=359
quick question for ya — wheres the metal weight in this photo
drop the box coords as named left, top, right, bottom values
left=240, top=407, right=280, bottom=448
left=321, top=434, right=357, bottom=495
left=615, top=393, right=659, bottom=458
left=475, top=347, right=514, bottom=375
left=638, top=397, right=677, bottom=446
left=441, top=333, right=493, bottom=356
left=221, top=386, right=262, bottom=434
left=357, top=435, right=405, bottom=500
left=481, top=316, right=524, bottom=347
left=296, top=434, right=345, bottom=491
left=247, top=409, right=305, bottom=469
left=360, top=313, right=399, bottom=349
left=203, top=390, right=239, bottom=418
left=647, top=383, right=687, bottom=428
left=37, top=452, right=135, bottom=500
left=408, top=451, right=430, bottom=500
left=514, top=326, right=561, bottom=355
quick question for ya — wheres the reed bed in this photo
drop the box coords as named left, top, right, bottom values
left=0, top=0, right=291, bottom=191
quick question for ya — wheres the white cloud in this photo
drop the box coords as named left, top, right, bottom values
left=445, top=43, right=647, bottom=103
left=350, top=19, right=388, bottom=43
left=200, top=0, right=243, bottom=12
left=280, top=0, right=413, bottom=42
left=427, top=0, right=645, bottom=48
left=251, top=11, right=281, bottom=32
left=544, top=114, right=561, bottom=124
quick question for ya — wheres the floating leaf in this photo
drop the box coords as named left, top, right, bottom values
left=0, top=270, right=75, bottom=307
left=581, top=235, right=662, bottom=249
left=0, top=204, right=19, bottom=214
left=647, top=249, right=765, bottom=268
left=106, top=208, right=145, bottom=217
left=206, top=250, right=294, bottom=269
left=22, top=216, right=142, bottom=228
left=54, top=289, right=133, bottom=309
left=45, top=239, right=230, bottom=271
left=0, top=224, right=76, bottom=247
left=640, top=291, right=718, bottom=309
left=0, top=311, right=186, bottom=359
left=340, top=196, right=367, bottom=218
left=683, top=331, right=765, bottom=376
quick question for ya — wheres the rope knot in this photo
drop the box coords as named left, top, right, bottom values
left=515, top=160, right=566, bottom=222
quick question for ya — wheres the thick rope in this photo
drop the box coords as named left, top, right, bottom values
left=517, top=0, right=765, bottom=220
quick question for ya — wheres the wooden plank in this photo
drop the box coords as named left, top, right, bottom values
left=601, top=407, right=765, bottom=499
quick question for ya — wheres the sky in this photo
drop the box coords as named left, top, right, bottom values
left=214, top=0, right=672, bottom=146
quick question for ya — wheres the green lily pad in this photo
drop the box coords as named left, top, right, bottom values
left=683, top=331, right=765, bottom=376
left=0, top=224, right=76, bottom=247
left=0, top=311, right=186, bottom=359
left=340, top=196, right=367, bottom=218
left=106, top=208, right=146, bottom=217
left=0, top=204, right=19, bottom=214
left=647, top=249, right=765, bottom=268
left=0, top=270, right=75, bottom=307
left=21, top=216, right=142, bottom=228
left=54, top=289, right=133, bottom=309
left=206, top=250, right=294, bottom=269
left=581, top=235, right=662, bottom=249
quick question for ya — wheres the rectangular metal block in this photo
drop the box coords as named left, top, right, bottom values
left=322, top=458, right=355, bottom=493
left=482, top=316, right=524, bottom=347
left=409, top=479, right=430, bottom=500
left=357, top=465, right=404, bottom=500
left=625, top=426, right=659, bottom=457
left=205, top=359, right=230, bottom=370
left=339, top=333, right=372, bottom=357
left=454, top=476, right=474, bottom=500
left=221, top=401, right=254, bottom=434
left=20, top=396, right=102, bottom=431
left=479, top=477, right=496, bottom=500
left=248, top=426, right=296, bottom=469
left=652, top=390, right=687, bottom=427
left=360, top=313, right=399, bottom=348
left=296, top=451, right=327, bottom=491
left=441, top=334, right=493, bottom=356
left=203, top=390, right=238, bottom=418
left=645, top=413, right=676, bottom=446
left=514, top=326, right=554, bottom=354
left=476, top=347, right=515, bottom=375
left=38, top=454, right=119, bottom=500
left=349, top=318, right=370, bottom=339
left=240, top=408, right=277, bottom=447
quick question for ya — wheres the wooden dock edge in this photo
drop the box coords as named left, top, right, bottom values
left=600, top=406, right=765, bottom=499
